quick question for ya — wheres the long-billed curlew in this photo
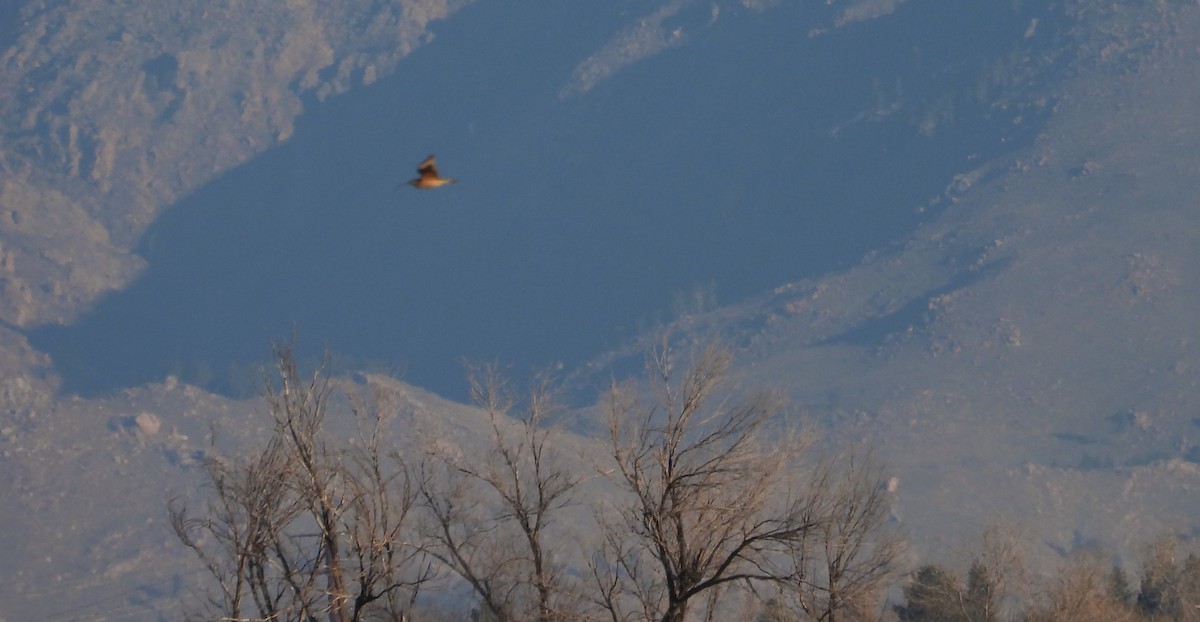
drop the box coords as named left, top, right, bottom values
left=401, top=154, right=457, bottom=190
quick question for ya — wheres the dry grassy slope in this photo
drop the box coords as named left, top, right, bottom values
left=0, top=380, right=258, bottom=620
left=614, top=3, right=1200, bottom=567
left=0, top=369, right=583, bottom=620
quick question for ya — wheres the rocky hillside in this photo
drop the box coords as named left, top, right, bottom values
left=0, top=0, right=461, bottom=399
left=570, top=0, right=1200, bottom=567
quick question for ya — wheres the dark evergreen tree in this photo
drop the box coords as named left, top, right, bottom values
left=1136, top=540, right=1177, bottom=619
left=1178, top=554, right=1200, bottom=614
left=963, top=560, right=997, bottom=622
left=895, top=565, right=968, bottom=622
left=1106, top=565, right=1133, bottom=607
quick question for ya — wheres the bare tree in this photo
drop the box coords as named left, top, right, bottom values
left=171, top=432, right=301, bottom=621
left=341, top=378, right=437, bottom=620
left=417, top=364, right=581, bottom=622
left=593, top=343, right=825, bottom=622
left=173, top=342, right=902, bottom=622
left=171, top=343, right=431, bottom=622
left=791, top=454, right=904, bottom=622
left=973, top=522, right=1028, bottom=622
left=1024, top=553, right=1138, bottom=622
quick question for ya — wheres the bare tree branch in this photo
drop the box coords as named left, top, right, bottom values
left=418, top=364, right=582, bottom=622
left=596, top=343, right=822, bottom=622
left=172, top=342, right=431, bottom=622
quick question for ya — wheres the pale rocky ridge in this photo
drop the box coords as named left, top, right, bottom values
left=0, top=0, right=461, bottom=404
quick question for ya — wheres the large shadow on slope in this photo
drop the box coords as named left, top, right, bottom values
left=31, top=1, right=1062, bottom=400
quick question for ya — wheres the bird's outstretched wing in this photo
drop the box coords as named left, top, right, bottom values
left=416, top=154, right=439, bottom=178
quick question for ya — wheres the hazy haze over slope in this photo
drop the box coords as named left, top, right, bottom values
left=3, top=0, right=1200, bottom=619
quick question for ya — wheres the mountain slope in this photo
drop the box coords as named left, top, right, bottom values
left=3, top=0, right=1200, bottom=618
left=0, top=0, right=463, bottom=410
left=23, top=0, right=1074, bottom=399
left=573, top=1, right=1200, bottom=564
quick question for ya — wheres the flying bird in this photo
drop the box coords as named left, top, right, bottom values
left=400, top=154, right=457, bottom=190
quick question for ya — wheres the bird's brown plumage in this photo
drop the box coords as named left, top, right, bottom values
left=406, top=154, right=457, bottom=189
